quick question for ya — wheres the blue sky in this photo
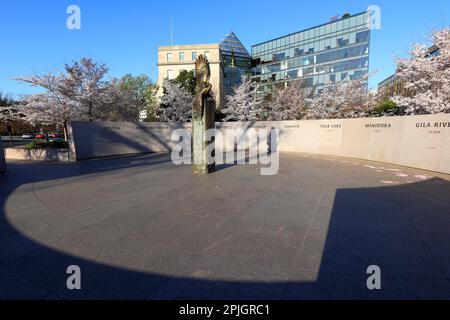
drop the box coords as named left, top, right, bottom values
left=1, top=0, right=449, bottom=97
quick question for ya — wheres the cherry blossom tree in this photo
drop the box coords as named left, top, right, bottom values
left=0, top=107, right=17, bottom=122
left=15, top=58, right=110, bottom=139
left=393, top=28, right=450, bottom=114
left=221, top=77, right=263, bottom=121
left=16, top=58, right=109, bottom=122
left=15, top=58, right=145, bottom=139
left=306, top=75, right=372, bottom=119
left=158, top=79, right=192, bottom=122
left=0, top=93, right=38, bottom=135
left=18, top=94, right=83, bottom=140
left=269, top=80, right=314, bottom=120
left=0, top=92, right=19, bottom=122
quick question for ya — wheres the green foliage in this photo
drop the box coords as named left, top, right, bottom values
left=143, top=115, right=160, bottom=122
left=370, top=99, right=403, bottom=116
left=175, top=70, right=196, bottom=95
left=25, top=140, right=68, bottom=150
left=120, top=74, right=158, bottom=121
left=342, top=13, right=351, bottom=19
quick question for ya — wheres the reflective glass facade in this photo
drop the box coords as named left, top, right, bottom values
left=220, top=32, right=252, bottom=95
left=251, top=12, right=371, bottom=98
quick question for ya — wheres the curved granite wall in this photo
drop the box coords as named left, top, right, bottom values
left=68, top=114, right=450, bottom=174
left=268, top=114, right=450, bottom=174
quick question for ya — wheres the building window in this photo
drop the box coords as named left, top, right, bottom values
left=192, top=52, right=197, bottom=60
left=356, top=31, right=370, bottom=43
left=167, top=70, right=174, bottom=80
left=337, top=38, right=349, bottom=47
left=167, top=53, right=173, bottom=62
left=179, top=52, right=184, bottom=61
left=249, top=12, right=370, bottom=99
left=204, top=51, right=210, bottom=60
left=294, top=48, right=304, bottom=57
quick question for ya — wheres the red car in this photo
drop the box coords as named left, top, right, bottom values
left=35, top=133, right=46, bottom=139
left=48, top=133, right=60, bottom=138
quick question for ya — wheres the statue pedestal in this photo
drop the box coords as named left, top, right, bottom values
left=192, top=97, right=215, bottom=175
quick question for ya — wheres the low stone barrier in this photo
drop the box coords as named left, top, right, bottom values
left=68, top=114, right=450, bottom=174
left=5, top=148, right=69, bottom=162
left=67, top=121, right=191, bottom=160
left=270, top=115, right=450, bottom=174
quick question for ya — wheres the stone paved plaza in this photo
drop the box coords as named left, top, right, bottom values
left=0, top=153, right=450, bottom=299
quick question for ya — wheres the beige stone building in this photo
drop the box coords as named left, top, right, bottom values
left=157, top=44, right=224, bottom=107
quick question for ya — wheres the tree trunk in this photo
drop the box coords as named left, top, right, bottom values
left=63, top=121, right=68, bottom=142
left=89, top=101, right=93, bottom=122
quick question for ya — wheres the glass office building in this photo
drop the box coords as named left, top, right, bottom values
left=220, top=32, right=252, bottom=95
left=251, top=12, right=371, bottom=99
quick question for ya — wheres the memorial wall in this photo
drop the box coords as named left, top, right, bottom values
left=68, top=113, right=450, bottom=174
left=68, top=121, right=192, bottom=160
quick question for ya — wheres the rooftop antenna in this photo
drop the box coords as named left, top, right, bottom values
left=170, top=18, right=174, bottom=46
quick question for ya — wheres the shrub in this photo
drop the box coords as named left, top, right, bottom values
left=370, top=99, right=403, bottom=116
left=25, top=140, right=68, bottom=150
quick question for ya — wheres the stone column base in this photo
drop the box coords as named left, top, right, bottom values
left=192, top=163, right=215, bottom=175
left=192, top=97, right=216, bottom=175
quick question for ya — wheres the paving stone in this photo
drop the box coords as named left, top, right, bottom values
left=1, top=154, right=449, bottom=299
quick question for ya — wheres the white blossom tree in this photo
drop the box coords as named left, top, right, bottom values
left=0, top=107, right=18, bottom=122
left=0, top=93, right=38, bottom=135
left=306, top=75, right=371, bottom=119
left=221, top=77, right=263, bottom=121
left=16, top=58, right=110, bottom=121
left=393, top=28, right=450, bottom=114
left=0, top=92, right=19, bottom=122
left=269, top=80, right=314, bottom=120
left=15, top=58, right=144, bottom=139
left=18, top=94, right=83, bottom=140
left=158, top=79, right=192, bottom=122
left=15, top=58, right=110, bottom=139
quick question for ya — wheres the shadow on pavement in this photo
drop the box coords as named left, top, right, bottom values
left=0, top=154, right=449, bottom=299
